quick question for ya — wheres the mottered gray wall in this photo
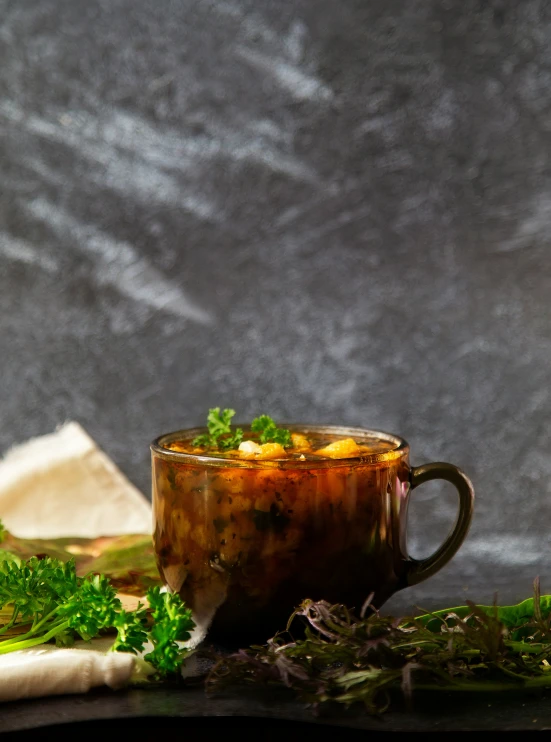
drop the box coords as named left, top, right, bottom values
left=1, top=0, right=550, bottom=612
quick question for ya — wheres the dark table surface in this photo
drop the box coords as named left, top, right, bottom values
left=4, top=684, right=551, bottom=736
left=2, top=0, right=551, bottom=732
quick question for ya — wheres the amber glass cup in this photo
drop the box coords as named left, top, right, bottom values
left=151, top=425, right=474, bottom=643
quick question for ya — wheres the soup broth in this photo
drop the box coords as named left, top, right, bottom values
left=165, top=429, right=395, bottom=460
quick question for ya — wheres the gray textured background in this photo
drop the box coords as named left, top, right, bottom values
left=1, top=0, right=550, bottom=613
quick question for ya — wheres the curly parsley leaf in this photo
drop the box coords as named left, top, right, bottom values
left=0, top=558, right=120, bottom=653
left=251, top=415, right=292, bottom=447
left=192, top=407, right=243, bottom=450
left=191, top=433, right=211, bottom=448
left=111, top=607, right=148, bottom=654
left=143, top=587, right=196, bottom=676
left=206, top=407, right=235, bottom=437
left=0, top=554, right=195, bottom=677
left=59, top=573, right=121, bottom=641
left=217, top=428, right=244, bottom=450
left=0, top=525, right=196, bottom=676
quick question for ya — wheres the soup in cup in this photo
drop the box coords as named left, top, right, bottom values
left=151, top=425, right=474, bottom=643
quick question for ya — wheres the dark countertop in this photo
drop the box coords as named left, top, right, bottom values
left=1, top=0, right=551, bottom=732
left=3, top=684, right=551, bottom=735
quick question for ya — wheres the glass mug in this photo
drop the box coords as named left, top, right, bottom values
left=151, top=425, right=474, bottom=643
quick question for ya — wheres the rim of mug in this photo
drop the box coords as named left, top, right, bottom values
left=151, top=424, right=409, bottom=468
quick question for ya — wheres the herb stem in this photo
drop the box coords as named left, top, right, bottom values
left=0, top=607, right=21, bottom=636
left=505, top=640, right=551, bottom=655
left=0, top=608, right=63, bottom=647
left=0, top=620, right=70, bottom=654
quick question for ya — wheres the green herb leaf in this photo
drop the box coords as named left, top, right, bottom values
left=192, top=409, right=290, bottom=449
left=206, top=407, right=235, bottom=438
left=0, top=554, right=195, bottom=675
left=251, top=415, right=292, bottom=447
left=0, top=558, right=113, bottom=653
left=143, top=587, right=196, bottom=676
left=59, top=573, right=121, bottom=641
left=192, top=408, right=243, bottom=450
left=111, top=607, right=148, bottom=654
left=191, top=433, right=211, bottom=448
left=217, top=427, right=243, bottom=450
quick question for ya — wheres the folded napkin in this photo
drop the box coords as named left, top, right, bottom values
left=0, top=646, right=136, bottom=702
left=0, top=422, right=153, bottom=701
left=0, top=422, right=152, bottom=538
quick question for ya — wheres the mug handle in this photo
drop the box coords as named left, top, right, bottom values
left=405, top=462, right=475, bottom=586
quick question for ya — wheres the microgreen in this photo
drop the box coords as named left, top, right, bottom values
left=207, top=580, right=551, bottom=714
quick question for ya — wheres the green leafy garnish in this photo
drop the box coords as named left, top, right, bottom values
left=251, top=415, right=292, bottom=447
left=0, top=557, right=122, bottom=653
left=0, top=546, right=194, bottom=676
left=144, top=586, right=195, bottom=676
left=207, top=578, right=551, bottom=714
left=111, top=607, right=148, bottom=655
left=192, top=409, right=292, bottom=450
left=193, top=408, right=243, bottom=450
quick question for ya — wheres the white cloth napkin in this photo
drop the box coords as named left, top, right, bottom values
left=0, top=422, right=153, bottom=701
left=0, top=646, right=136, bottom=702
left=0, top=422, right=152, bottom=538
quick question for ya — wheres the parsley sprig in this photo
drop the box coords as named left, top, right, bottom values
left=251, top=415, right=292, bottom=447
left=144, top=587, right=195, bottom=675
left=193, top=409, right=292, bottom=450
left=0, top=554, right=194, bottom=676
left=192, top=408, right=243, bottom=450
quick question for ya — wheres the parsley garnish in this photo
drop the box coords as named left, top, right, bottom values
left=192, top=408, right=243, bottom=450
left=193, top=409, right=292, bottom=450
left=144, top=586, right=195, bottom=676
left=251, top=414, right=292, bottom=447
left=0, top=546, right=195, bottom=676
left=0, top=557, right=133, bottom=653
